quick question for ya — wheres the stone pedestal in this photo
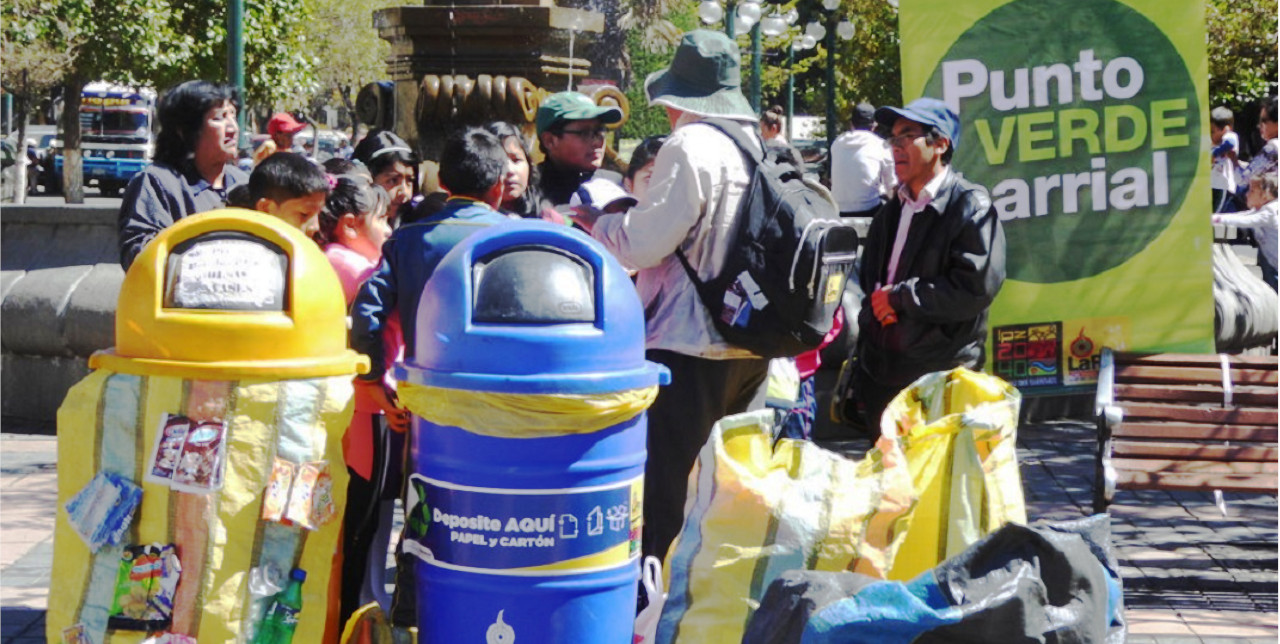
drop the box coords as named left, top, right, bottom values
left=373, top=0, right=614, bottom=158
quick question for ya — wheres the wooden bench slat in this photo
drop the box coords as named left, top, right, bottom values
left=1113, top=383, right=1278, bottom=406
left=1112, top=421, right=1279, bottom=442
left=1112, top=471, right=1279, bottom=494
left=1115, top=365, right=1278, bottom=386
left=1114, top=353, right=1280, bottom=369
left=1112, top=441, right=1279, bottom=462
left=1112, top=458, right=1278, bottom=475
left=1117, top=402, right=1278, bottom=426
left=1096, top=351, right=1279, bottom=513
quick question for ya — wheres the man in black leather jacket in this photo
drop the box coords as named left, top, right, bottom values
left=852, top=97, right=1007, bottom=431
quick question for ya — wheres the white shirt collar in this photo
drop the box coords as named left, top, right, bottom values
left=898, top=165, right=951, bottom=210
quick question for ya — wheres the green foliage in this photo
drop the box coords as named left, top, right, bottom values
left=617, top=4, right=700, bottom=140
left=754, top=0, right=901, bottom=129
left=617, top=0, right=901, bottom=139
left=1206, top=0, right=1278, bottom=110
left=159, top=0, right=318, bottom=108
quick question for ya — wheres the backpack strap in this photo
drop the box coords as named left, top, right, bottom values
left=699, top=117, right=765, bottom=167
left=675, top=118, right=765, bottom=289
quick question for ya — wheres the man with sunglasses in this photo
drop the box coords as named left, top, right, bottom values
left=850, top=97, right=1007, bottom=432
left=536, top=91, right=624, bottom=206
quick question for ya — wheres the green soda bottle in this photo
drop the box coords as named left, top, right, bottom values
left=252, top=568, right=306, bottom=644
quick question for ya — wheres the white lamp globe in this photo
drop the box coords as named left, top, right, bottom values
left=736, top=2, right=761, bottom=28
left=837, top=20, right=856, bottom=40
left=698, top=1, right=724, bottom=25
left=784, top=8, right=799, bottom=24
left=801, top=34, right=818, bottom=49
left=761, top=15, right=787, bottom=37
left=805, top=21, right=826, bottom=41
left=822, top=0, right=841, bottom=10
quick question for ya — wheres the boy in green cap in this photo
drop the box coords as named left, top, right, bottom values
left=535, top=91, right=624, bottom=206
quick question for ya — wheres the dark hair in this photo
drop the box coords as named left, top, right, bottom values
left=1262, top=96, right=1278, bottom=123
left=248, top=152, right=329, bottom=204
left=439, top=127, right=506, bottom=199
left=625, top=135, right=667, bottom=181
left=353, top=130, right=417, bottom=178
left=322, top=157, right=362, bottom=176
left=924, top=126, right=955, bottom=165
left=761, top=105, right=784, bottom=129
left=316, top=173, right=390, bottom=245
left=226, top=184, right=253, bottom=209
left=154, top=80, right=238, bottom=168
left=484, top=121, right=544, bottom=218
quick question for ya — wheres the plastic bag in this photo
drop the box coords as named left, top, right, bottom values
left=397, top=381, right=658, bottom=437
left=656, top=410, right=916, bottom=644
left=633, top=556, right=666, bottom=644
left=744, top=517, right=1126, bottom=644
left=880, top=367, right=1026, bottom=581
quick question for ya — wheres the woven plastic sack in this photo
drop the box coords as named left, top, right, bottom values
left=50, top=370, right=354, bottom=644
left=657, top=409, right=917, bottom=644
left=881, top=367, right=1026, bottom=581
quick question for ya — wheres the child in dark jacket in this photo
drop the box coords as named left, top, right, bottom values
left=347, top=126, right=511, bottom=627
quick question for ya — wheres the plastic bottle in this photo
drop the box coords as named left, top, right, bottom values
left=252, top=567, right=306, bottom=644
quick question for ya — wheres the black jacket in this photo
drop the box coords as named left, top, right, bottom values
left=537, top=160, right=622, bottom=207
left=855, top=169, right=1006, bottom=388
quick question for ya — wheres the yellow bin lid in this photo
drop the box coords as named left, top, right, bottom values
left=91, top=208, right=370, bottom=379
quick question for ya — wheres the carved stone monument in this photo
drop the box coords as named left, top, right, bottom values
left=371, top=0, right=629, bottom=160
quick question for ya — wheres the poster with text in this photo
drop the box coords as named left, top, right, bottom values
left=898, top=0, right=1215, bottom=392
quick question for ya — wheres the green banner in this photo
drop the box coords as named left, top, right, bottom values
left=899, top=0, right=1214, bottom=391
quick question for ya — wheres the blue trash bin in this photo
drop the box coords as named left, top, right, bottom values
left=395, top=220, right=669, bottom=643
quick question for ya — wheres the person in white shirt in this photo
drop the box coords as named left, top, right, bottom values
left=1209, top=106, right=1243, bottom=213
left=1214, top=172, right=1278, bottom=291
left=829, top=102, right=895, bottom=219
left=572, top=30, right=768, bottom=565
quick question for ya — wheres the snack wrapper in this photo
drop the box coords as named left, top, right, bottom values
left=142, top=633, right=199, bottom=644
left=284, top=461, right=336, bottom=530
left=145, top=415, right=190, bottom=485
left=64, top=471, right=143, bottom=552
left=107, top=544, right=181, bottom=631
left=62, top=624, right=93, bottom=644
left=261, top=458, right=296, bottom=522
left=170, top=420, right=227, bottom=494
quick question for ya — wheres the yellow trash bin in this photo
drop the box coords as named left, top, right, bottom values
left=49, top=209, right=368, bottom=644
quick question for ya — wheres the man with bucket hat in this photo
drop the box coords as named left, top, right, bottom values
left=573, top=30, right=770, bottom=565
left=536, top=91, right=624, bottom=206
left=848, top=97, right=1006, bottom=432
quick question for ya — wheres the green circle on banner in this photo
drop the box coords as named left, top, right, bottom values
left=922, top=0, right=1199, bottom=283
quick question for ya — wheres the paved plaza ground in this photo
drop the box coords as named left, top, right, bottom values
left=2, top=407, right=1275, bottom=642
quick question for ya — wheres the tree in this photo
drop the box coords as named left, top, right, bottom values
left=617, top=0, right=699, bottom=140
left=7, top=0, right=319, bottom=201
left=1, top=0, right=81, bottom=202
left=307, top=0, right=398, bottom=139
left=1206, top=0, right=1278, bottom=110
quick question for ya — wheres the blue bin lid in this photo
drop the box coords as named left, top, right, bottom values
left=396, top=220, right=668, bottom=394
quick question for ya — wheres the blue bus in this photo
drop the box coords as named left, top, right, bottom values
left=54, top=82, right=156, bottom=196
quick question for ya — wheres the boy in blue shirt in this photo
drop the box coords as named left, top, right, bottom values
left=351, top=127, right=510, bottom=379
left=348, top=127, right=510, bottom=627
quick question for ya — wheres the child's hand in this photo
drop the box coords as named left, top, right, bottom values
left=357, top=380, right=411, bottom=433
left=568, top=204, right=604, bottom=233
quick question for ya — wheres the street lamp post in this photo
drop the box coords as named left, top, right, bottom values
left=228, top=0, right=246, bottom=149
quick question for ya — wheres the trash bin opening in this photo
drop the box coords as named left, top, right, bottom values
left=472, top=244, right=595, bottom=324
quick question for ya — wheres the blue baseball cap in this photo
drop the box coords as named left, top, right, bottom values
left=875, top=98, right=961, bottom=150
